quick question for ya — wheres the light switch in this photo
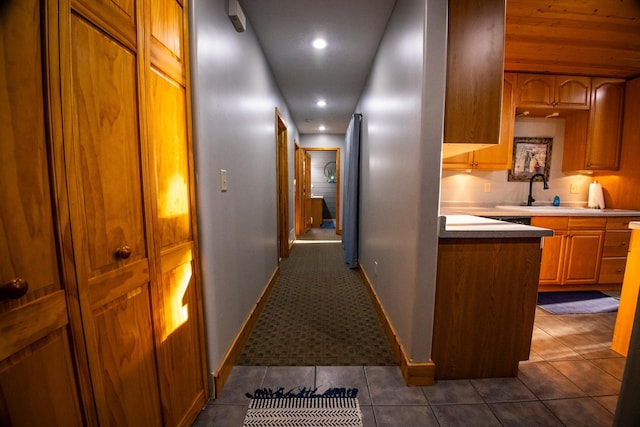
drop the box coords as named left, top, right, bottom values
left=570, top=183, right=579, bottom=194
left=484, top=183, right=491, bottom=193
left=220, top=169, right=228, bottom=192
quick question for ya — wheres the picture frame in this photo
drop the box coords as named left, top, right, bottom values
left=508, top=137, right=553, bottom=182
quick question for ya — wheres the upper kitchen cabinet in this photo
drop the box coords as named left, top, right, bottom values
left=442, top=0, right=505, bottom=158
left=516, top=74, right=591, bottom=111
left=563, top=78, right=625, bottom=172
left=443, top=73, right=515, bottom=170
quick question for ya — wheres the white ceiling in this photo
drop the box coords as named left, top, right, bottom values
left=239, top=0, right=397, bottom=135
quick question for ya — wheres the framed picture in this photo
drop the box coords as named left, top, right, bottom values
left=508, top=137, right=553, bottom=182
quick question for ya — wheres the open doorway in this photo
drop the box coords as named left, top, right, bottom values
left=275, top=108, right=289, bottom=259
left=294, top=146, right=341, bottom=239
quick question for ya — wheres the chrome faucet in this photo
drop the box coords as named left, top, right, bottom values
left=527, top=173, right=549, bottom=206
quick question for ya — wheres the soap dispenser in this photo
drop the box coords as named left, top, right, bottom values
left=553, top=195, right=560, bottom=206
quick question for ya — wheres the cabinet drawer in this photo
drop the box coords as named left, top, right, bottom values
left=603, top=230, right=631, bottom=257
left=568, top=216, right=606, bottom=230
left=599, top=258, right=627, bottom=284
left=531, top=216, right=568, bottom=230
left=607, top=216, right=640, bottom=230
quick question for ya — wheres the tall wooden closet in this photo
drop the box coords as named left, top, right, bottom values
left=0, top=0, right=209, bottom=425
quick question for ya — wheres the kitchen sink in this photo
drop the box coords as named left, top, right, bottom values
left=494, top=205, right=596, bottom=214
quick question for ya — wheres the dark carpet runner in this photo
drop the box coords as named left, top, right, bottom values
left=237, top=239, right=395, bottom=366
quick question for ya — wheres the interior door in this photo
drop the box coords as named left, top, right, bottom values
left=147, top=0, right=209, bottom=423
left=0, top=1, right=84, bottom=424
left=304, top=151, right=312, bottom=232
left=61, top=1, right=162, bottom=424
left=276, top=110, right=289, bottom=258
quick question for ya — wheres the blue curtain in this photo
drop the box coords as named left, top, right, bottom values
left=343, top=113, right=362, bottom=268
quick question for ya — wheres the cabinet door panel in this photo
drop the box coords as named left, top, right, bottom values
left=148, top=69, right=207, bottom=424
left=442, top=152, right=472, bottom=170
left=150, top=70, right=192, bottom=248
left=473, top=73, right=515, bottom=170
left=555, top=76, right=590, bottom=109
left=563, top=231, right=604, bottom=284
left=586, top=79, right=624, bottom=170
left=603, top=230, right=631, bottom=257
left=599, top=258, right=627, bottom=284
left=538, top=234, right=566, bottom=285
left=66, top=12, right=162, bottom=425
left=516, top=74, right=554, bottom=107
left=0, top=1, right=84, bottom=425
left=150, top=0, right=185, bottom=84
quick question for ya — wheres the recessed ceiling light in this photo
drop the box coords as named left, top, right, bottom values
left=318, top=125, right=326, bottom=131
left=312, top=38, right=327, bottom=49
left=316, top=99, right=326, bottom=107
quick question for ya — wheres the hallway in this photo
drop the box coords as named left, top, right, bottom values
left=192, top=234, right=624, bottom=426
left=236, top=228, right=394, bottom=366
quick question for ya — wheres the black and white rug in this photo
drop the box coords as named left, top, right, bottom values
left=243, top=387, right=362, bottom=427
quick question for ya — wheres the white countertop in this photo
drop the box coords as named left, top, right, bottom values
left=441, top=205, right=640, bottom=217
left=439, top=215, right=554, bottom=239
left=630, top=222, right=640, bottom=230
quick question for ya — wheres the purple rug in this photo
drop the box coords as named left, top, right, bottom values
left=537, top=291, right=619, bottom=315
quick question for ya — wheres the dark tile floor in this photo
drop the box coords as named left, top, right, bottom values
left=193, top=307, right=624, bottom=427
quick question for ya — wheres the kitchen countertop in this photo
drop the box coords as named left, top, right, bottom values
left=630, top=222, right=640, bottom=230
left=439, top=215, right=554, bottom=239
left=441, top=205, right=640, bottom=217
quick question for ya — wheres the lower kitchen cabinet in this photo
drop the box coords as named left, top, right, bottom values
left=433, top=237, right=542, bottom=379
left=600, top=217, right=640, bottom=284
left=533, top=216, right=640, bottom=289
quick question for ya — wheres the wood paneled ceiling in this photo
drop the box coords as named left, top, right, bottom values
left=505, top=0, right=640, bottom=79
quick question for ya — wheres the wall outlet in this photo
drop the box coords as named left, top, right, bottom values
left=484, top=183, right=491, bottom=193
left=570, top=183, right=579, bottom=194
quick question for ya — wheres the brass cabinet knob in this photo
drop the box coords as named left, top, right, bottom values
left=116, top=245, right=132, bottom=260
left=1, top=278, right=29, bottom=299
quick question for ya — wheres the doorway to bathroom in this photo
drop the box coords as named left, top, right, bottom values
left=294, top=146, right=341, bottom=239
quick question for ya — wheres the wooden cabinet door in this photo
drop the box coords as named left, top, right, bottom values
left=473, top=73, right=516, bottom=170
left=555, top=76, right=591, bottom=109
left=516, top=74, right=555, bottom=107
left=563, top=231, right=605, bottom=284
left=443, top=0, right=504, bottom=146
left=538, top=233, right=567, bottom=285
left=441, top=152, right=472, bottom=170
left=585, top=78, right=625, bottom=170
left=147, top=0, right=209, bottom=423
left=62, top=3, right=162, bottom=425
left=0, top=1, right=84, bottom=424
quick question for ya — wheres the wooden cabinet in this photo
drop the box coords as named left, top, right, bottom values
left=1, top=0, right=208, bottom=425
left=533, top=217, right=568, bottom=285
left=533, top=216, right=605, bottom=287
left=443, top=0, right=505, bottom=155
left=563, top=78, right=625, bottom=171
left=516, top=74, right=591, bottom=110
left=433, top=237, right=542, bottom=379
left=443, top=73, right=515, bottom=170
left=600, top=217, right=640, bottom=284
left=311, top=198, right=323, bottom=228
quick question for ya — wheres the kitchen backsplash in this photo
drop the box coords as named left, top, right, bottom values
left=440, top=117, right=594, bottom=207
